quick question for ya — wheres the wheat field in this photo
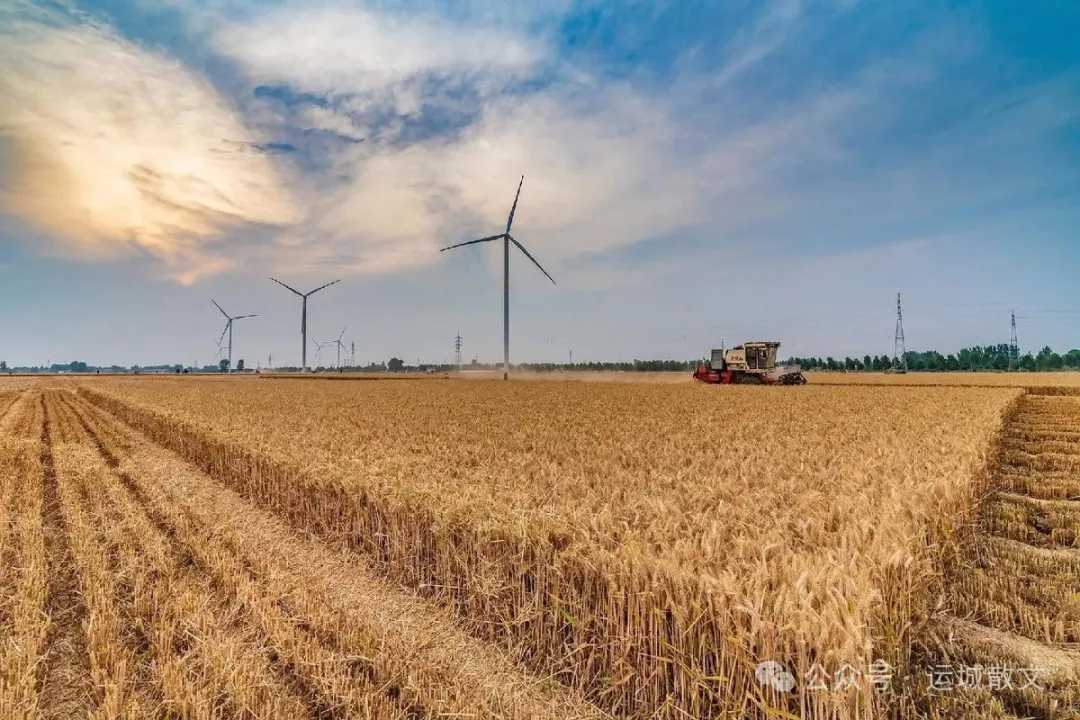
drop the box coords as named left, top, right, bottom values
left=1, top=376, right=1075, bottom=719
left=805, top=371, right=1080, bottom=387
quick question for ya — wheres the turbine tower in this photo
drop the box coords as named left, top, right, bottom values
left=893, top=292, right=907, bottom=373
left=440, top=175, right=556, bottom=380
left=270, top=278, right=341, bottom=372
left=211, top=299, right=257, bottom=373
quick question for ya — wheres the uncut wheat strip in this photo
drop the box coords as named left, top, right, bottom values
left=56, top=398, right=424, bottom=720
left=67, top=386, right=613, bottom=716
left=77, top=401, right=615, bottom=720
left=0, top=438, right=48, bottom=720
left=57, top=394, right=424, bottom=720
left=72, top=451, right=314, bottom=720
left=125, top=469, right=426, bottom=720
left=53, top=443, right=313, bottom=720
left=74, top=387, right=759, bottom=720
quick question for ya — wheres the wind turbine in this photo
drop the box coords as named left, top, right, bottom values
left=211, top=299, right=257, bottom=373
left=269, top=278, right=341, bottom=372
left=331, top=328, right=347, bottom=370
left=440, top=175, right=555, bottom=380
left=312, top=338, right=334, bottom=368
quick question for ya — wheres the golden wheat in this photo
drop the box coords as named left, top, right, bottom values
left=67, top=376, right=1021, bottom=718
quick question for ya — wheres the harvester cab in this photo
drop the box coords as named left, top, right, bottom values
left=694, top=341, right=806, bottom=385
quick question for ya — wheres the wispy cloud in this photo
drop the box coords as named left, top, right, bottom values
left=214, top=5, right=545, bottom=113
left=0, top=1, right=299, bottom=284
left=2, top=0, right=1076, bottom=296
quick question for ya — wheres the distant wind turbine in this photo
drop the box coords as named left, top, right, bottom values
left=440, top=175, right=555, bottom=380
left=331, top=328, right=347, bottom=369
left=211, top=299, right=257, bottom=372
left=270, top=278, right=341, bottom=372
left=312, top=338, right=334, bottom=368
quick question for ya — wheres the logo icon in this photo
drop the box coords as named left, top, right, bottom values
left=755, top=660, right=796, bottom=692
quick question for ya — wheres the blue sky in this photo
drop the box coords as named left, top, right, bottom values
left=1, top=0, right=1078, bottom=367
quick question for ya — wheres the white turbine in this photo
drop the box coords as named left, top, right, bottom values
left=440, top=175, right=555, bottom=380
left=210, top=299, right=257, bottom=372
left=269, top=278, right=341, bottom=372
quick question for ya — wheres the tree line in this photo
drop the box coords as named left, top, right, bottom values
left=6, top=346, right=1080, bottom=375
left=789, top=344, right=1080, bottom=372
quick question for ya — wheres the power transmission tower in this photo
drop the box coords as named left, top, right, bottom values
left=1009, top=310, right=1019, bottom=371
left=893, top=292, right=907, bottom=373
left=454, top=333, right=463, bottom=371
left=351, top=341, right=356, bottom=368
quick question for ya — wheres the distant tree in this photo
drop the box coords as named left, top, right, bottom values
left=219, top=359, right=230, bottom=373
left=1020, top=353, right=1037, bottom=371
left=387, top=357, right=405, bottom=372
left=0, top=361, right=6, bottom=371
left=1066, top=349, right=1080, bottom=368
left=237, top=359, right=245, bottom=371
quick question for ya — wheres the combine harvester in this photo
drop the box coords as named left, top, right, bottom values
left=693, top=341, right=807, bottom=385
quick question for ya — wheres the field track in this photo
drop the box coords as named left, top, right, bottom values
left=930, top=391, right=1080, bottom=719
left=0, top=386, right=611, bottom=719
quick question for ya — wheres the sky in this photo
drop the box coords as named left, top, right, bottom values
left=1, top=0, right=1078, bottom=368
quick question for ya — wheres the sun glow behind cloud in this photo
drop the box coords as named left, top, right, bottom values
left=1, top=0, right=1076, bottom=298
left=0, top=2, right=299, bottom=284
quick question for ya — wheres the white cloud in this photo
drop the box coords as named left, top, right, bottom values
left=214, top=5, right=545, bottom=101
left=0, top=2, right=299, bottom=284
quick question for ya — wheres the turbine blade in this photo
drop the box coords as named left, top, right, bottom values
left=234, top=314, right=258, bottom=320
left=505, top=175, right=524, bottom=233
left=306, top=279, right=342, bottom=296
left=270, top=277, right=304, bottom=296
left=440, top=234, right=504, bottom=252
left=210, top=299, right=230, bottom=319
left=218, top=320, right=230, bottom=345
left=508, top=235, right=556, bottom=286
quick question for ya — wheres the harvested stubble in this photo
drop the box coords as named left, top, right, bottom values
left=0, top=427, right=48, bottom=719
left=930, top=392, right=1080, bottom=719
left=74, top=377, right=1021, bottom=718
